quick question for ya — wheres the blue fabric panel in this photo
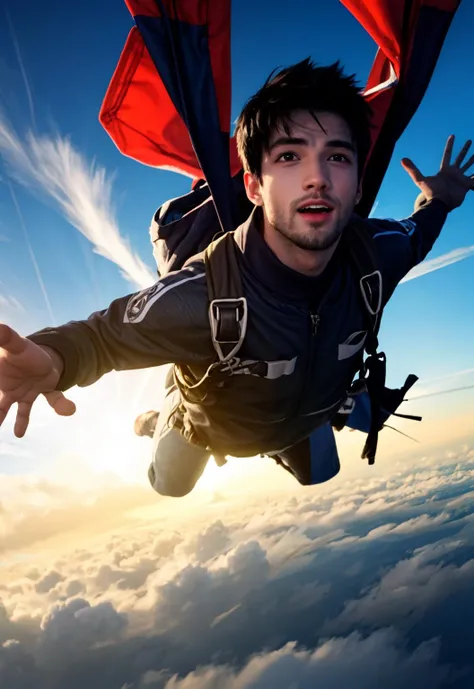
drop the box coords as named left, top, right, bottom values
left=135, top=14, right=236, bottom=233
left=346, top=391, right=372, bottom=433
left=309, top=423, right=341, bottom=484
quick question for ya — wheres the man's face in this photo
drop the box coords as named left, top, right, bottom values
left=244, top=110, right=362, bottom=252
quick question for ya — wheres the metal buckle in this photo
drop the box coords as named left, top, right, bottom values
left=209, top=297, right=248, bottom=362
left=360, top=270, right=382, bottom=316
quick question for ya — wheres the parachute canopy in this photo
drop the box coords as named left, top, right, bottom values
left=100, top=0, right=461, bottom=222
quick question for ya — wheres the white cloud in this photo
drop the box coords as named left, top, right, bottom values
left=0, top=292, right=26, bottom=331
left=390, top=511, right=452, bottom=534
left=161, top=629, right=449, bottom=689
left=0, top=638, right=39, bottom=689
left=329, top=539, right=474, bottom=633
left=0, top=294, right=23, bottom=312
left=0, top=443, right=473, bottom=687
left=401, top=245, right=474, bottom=283
left=152, top=533, right=183, bottom=558
left=0, top=111, right=155, bottom=290
left=35, top=571, right=65, bottom=594
left=286, top=582, right=331, bottom=611
left=0, top=477, right=160, bottom=555
left=180, top=521, right=231, bottom=564
left=38, top=598, right=128, bottom=664
left=92, top=559, right=157, bottom=593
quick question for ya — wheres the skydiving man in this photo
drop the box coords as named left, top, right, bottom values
left=0, top=61, right=473, bottom=496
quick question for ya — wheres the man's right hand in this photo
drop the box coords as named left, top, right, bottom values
left=0, top=324, right=76, bottom=438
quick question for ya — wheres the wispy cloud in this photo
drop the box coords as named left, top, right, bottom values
left=368, top=200, right=379, bottom=218
left=7, top=179, right=56, bottom=323
left=0, top=234, right=9, bottom=242
left=5, top=8, right=36, bottom=129
left=404, top=367, right=474, bottom=402
left=0, top=112, right=155, bottom=290
left=0, top=294, right=24, bottom=312
left=420, top=368, right=474, bottom=385
left=401, top=245, right=474, bottom=283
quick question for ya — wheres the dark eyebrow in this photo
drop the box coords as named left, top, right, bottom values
left=268, top=136, right=356, bottom=154
left=326, top=139, right=356, bottom=153
left=268, top=136, right=309, bottom=152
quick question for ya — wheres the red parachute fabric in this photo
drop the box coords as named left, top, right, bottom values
left=100, top=0, right=461, bottom=216
left=341, top=0, right=461, bottom=214
left=100, top=0, right=240, bottom=180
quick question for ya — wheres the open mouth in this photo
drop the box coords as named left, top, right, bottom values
left=297, top=204, right=334, bottom=220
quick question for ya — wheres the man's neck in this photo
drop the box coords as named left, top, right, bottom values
left=261, top=217, right=339, bottom=277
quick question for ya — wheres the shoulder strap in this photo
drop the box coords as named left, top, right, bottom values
left=345, top=216, right=383, bottom=353
left=173, top=231, right=248, bottom=405
left=204, top=231, right=248, bottom=363
left=344, top=217, right=386, bottom=465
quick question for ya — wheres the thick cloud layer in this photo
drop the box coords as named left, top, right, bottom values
left=161, top=630, right=449, bottom=689
left=1, top=443, right=474, bottom=688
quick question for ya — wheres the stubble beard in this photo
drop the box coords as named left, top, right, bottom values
left=270, top=208, right=346, bottom=252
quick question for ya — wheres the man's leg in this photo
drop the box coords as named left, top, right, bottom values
left=148, top=386, right=211, bottom=498
left=134, top=367, right=174, bottom=438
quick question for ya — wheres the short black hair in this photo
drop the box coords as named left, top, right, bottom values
left=235, top=58, right=373, bottom=180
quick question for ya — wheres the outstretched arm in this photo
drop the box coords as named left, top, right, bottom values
left=368, top=136, right=473, bottom=301
left=0, top=266, right=212, bottom=436
left=401, top=135, right=474, bottom=211
left=27, top=267, right=212, bottom=392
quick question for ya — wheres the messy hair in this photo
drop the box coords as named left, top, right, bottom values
left=234, top=58, right=373, bottom=180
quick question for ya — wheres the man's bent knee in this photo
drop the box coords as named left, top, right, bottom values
left=148, top=464, right=199, bottom=498
left=149, top=389, right=211, bottom=497
left=148, top=463, right=198, bottom=498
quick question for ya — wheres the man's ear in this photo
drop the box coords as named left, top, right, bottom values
left=355, top=179, right=363, bottom=206
left=244, top=170, right=263, bottom=206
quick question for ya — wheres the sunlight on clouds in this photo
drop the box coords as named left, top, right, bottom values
left=0, top=442, right=474, bottom=686
left=160, top=630, right=448, bottom=689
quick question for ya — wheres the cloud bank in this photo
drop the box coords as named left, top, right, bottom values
left=1, top=442, right=474, bottom=687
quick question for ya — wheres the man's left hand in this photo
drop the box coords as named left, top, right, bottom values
left=401, top=135, right=474, bottom=211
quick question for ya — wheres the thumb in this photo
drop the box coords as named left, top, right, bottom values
left=44, top=390, right=76, bottom=416
left=401, top=158, right=425, bottom=185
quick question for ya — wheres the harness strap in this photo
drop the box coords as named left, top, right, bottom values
left=343, top=218, right=387, bottom=464
left=173, top=231, right=248, bottom=404
left=205, top=232, right=248, bottom=362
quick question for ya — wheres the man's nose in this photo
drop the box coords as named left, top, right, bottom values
left=303, top=159, right=331, bottom=190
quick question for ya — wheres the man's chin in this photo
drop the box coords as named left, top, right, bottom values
left=293, top=225, right=342, bottom=252
left=296, top=237, right=340, bottom=252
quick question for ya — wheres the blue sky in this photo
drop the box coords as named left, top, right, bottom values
left=0, top=0, right=473, bottom=472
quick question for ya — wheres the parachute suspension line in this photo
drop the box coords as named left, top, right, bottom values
left=404, top=384, right=474, bottom=402
left=382, top=424, right=420, bottom=444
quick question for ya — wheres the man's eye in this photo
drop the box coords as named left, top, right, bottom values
left=276, top=151, right=297, bottom=162
left=330, top=153, right=351, bottom=163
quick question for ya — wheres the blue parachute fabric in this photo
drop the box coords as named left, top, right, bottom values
left=135, top=5, right=236, bottom=232
left=346, top=392, right=372, bottom=434
left=309, top=424, right=341, bottom=484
